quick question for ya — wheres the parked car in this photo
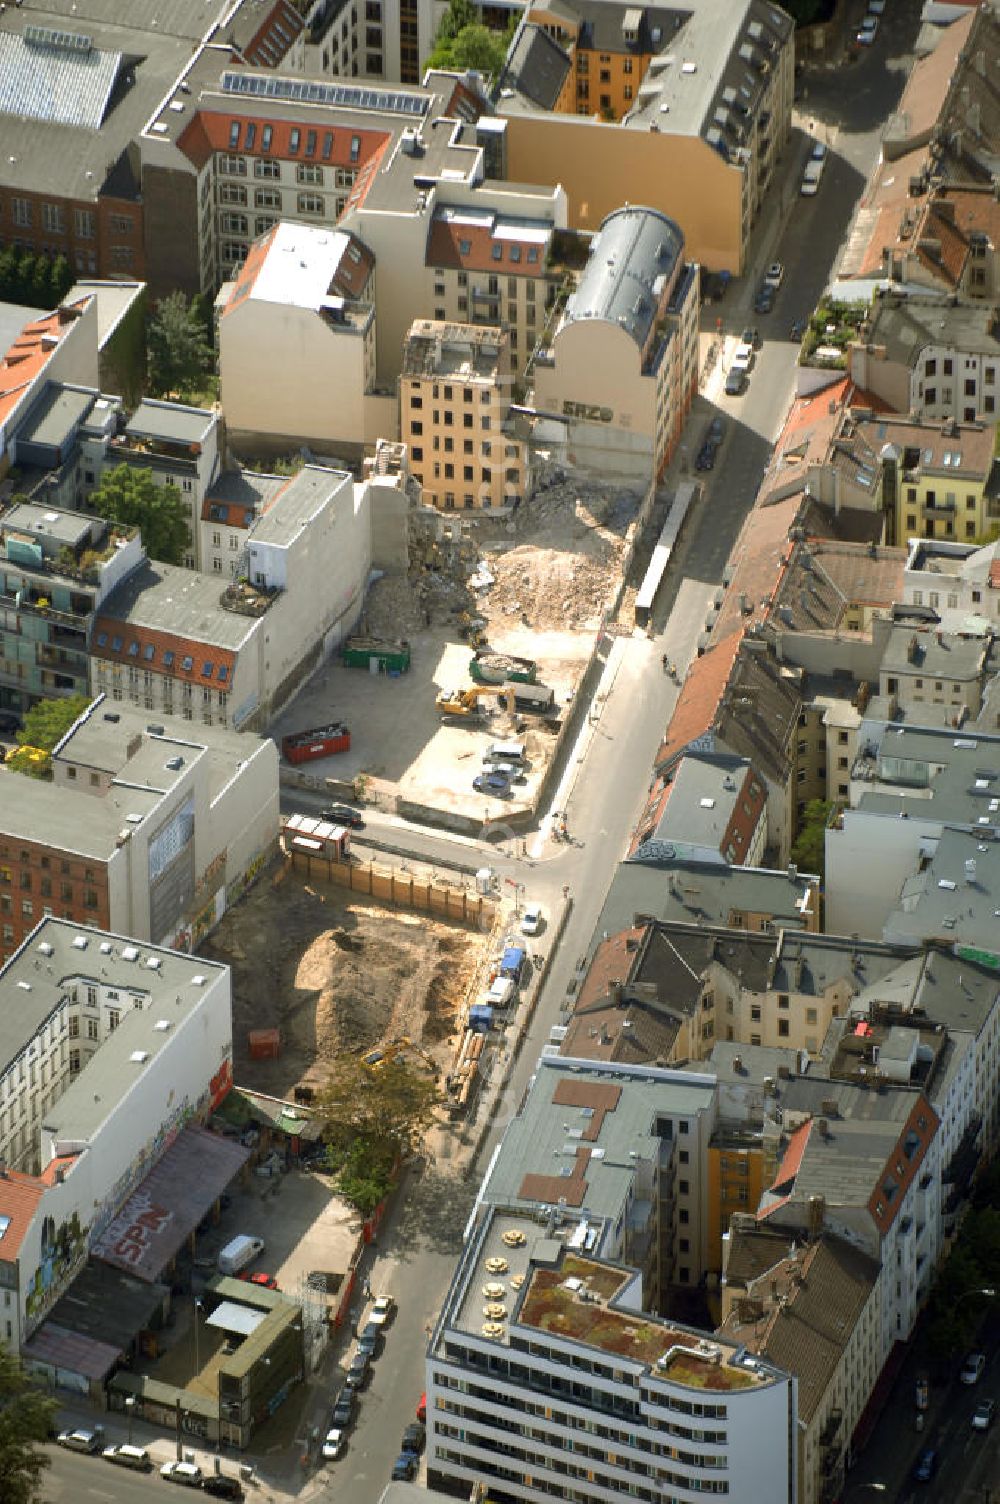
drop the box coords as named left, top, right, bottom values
left=856, top=14, right=878, bottom=43
left=915, top=1373, right=929, bottom=1411
left=237, top=1271, right=279, bottom=1289
left=391, top=1452, right=419, bottom=1481
left=358, top=1320, right=383, bottom=1358
left=707, top=415, right=725, bottom=442
left=332, top=1389, right=357, bottom=1428
left=754, top=284, right=775, bottom=314
left=402, top=1421, right=426, bottom=1455
left=345, top=1351, right=371, bottom=1389
left=973, top=1398, right=996, bottom=1431
left=731, top=344, right=753, bottom=374
left=321, top=805, right=365, bottom=828
left=868, top=0, right=885, bottom=11
left=741, top=326, right=761, bottom=350
left=695, top=443, right=716, bottom=472
left=201, top=1477, right=245, bottom=1500
left=961, top=1351, right=987, bottom=1385
left=521, top=902, right=544, bottom=935
left=912, top=1447, right=938, bottom=1483
left=369, top=1294, right=395, bottom=1327
left=322, top=1427, right=346, bottom=1461
left=102, top=1443, right=152, bottom=1471
left=725, top=367, right=746, bottom=397
left=473, top=772, right=511, bottom=795
left=161, top=1460, right=204, bottom=1486
left=764, top=261, right=784, bottom=288
left=810, top=141, right=828, bottom=162
left=57, top=1427, right=105, bottom=1454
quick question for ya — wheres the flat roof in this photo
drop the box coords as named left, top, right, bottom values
left=853, top=720, right=1000, bottom=829
left=127, top=398, right=216, bottom=447
left=64, top=280, right=145, bottom=349
left=3, top=500, right=95, bottom=548
left=97, top=560, right=258, bottom=649
left=596, top=856, right=819, bottom=937
left=32, top=1258, right=170, bottom=1359
left=885, top=825, right=1000, bottom=947
left=248, top=463, right=351, bottom=547
left=207, top=1300, right=267, bottom=1336
left=12, top=381, right=98, bottom=452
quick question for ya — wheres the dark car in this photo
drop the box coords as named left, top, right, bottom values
left=707, top=416, right=725, bottom=442
left=201, top=1477, right=245, bottom=1500
left=402, top=1421, right=426, bottom=1455
left=725, top=367, right=746, bottom=397
left=754, top=285, right=775, bottom=314
left=913, top=1448, right=938, bottom=1483
left=332, top=1390, right=357, bottom=1428
left=741, top=326, right=761, bottom=350
left=695, top=444, right=716, bottom=472
left=473, top=772, right=511, bottom=795
left=357, top=1320, right=383, bottom=1358
left=391, top=1452, right=418, bottom=1481
left=345, top=1352, right=371, bottom=1389
left=321, top=805, right=365, bottom=829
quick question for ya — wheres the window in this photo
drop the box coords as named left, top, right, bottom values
left=297, top=193, right=324, bottom=216
left=297, top=163, right=324, bottom=185
left=229, top=120, right=241, bottom=149
left=350, top=135, right=361, bottom=162
left=323, top=131, right=334, bottom=159
left=245, top=122, right=257, bottom=150
left=219, top=154, right=247, bottom=177
left=12, top=198, right=31, bottom=228
left=289, top=128, right=301, bottom=153
left=43, top=203, right=65, bottom=233
left=74, top=207, right=95, bottom=239
left=254, top=158, right=280, bottom=179
left=262, top=124, right=273, bottom=151
left=255, top=188, right=280, bottom=209
left=305, top=129, right=317, bottom=156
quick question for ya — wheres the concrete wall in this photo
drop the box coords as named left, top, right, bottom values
left=500, top=115, right=745, bottom=272
left=365, top=474, right=410, bottom=573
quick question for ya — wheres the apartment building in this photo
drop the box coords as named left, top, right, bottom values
left=499, top=0, right=680, bottom=122
left=495, top=0, right=794, bottom=274
left=876, top=617, right=992, bottom=722
left=902, top=537, right=1000, bottom=627
left=199, top=470, right=289, bottom=579
left=848, top=295, right=1000, bottom=424
left=645, top=753, right=768, bottom=868
left=428, top=1202, right=796, bottom=1504
left=400, top=320, right=527, bottom=509
left=0, top=695, right=278, bottom=964
left=218, top=220, right=389, bottom=459
left=0, top=502, right=145, bottom=718
left=721, top=1227, right=880, bottom=1504
left=90, top=464, right=369, bottom=730
left=0, top=916, right=234, bottom=1350
left=594, top=852, right=821, bottom=941
left=0, top=298, right=99, bottom=466
left=532, top=205, right=699, bottom=480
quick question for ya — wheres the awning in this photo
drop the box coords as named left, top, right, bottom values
left=206, top=1301, right=267, bottom=1337
left=92, top=1125, right=251, bottom=1282
left=22, top=1321, right=119, bottom=1381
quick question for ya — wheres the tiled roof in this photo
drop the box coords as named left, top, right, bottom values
left=768, top=538, right=906, bottom=633
left=720, top=1234, right=880, bottom=1423
left=496, top=21, right=572, bottom=111
left=239, top=0, right=305, bottom=68
left=0, top=1169, right=48, bottom=1259
left=889, top=7, right=974, bottom=150
left=653, top=634, right=742, bottom=774
left=426, top=208, right=552, bottom=277
left=710, top=493, right=834, bottom=645
left=178, top=109, right=389, bottom=175
left=0, top=303, right=87, bottom=429
left=90, top=618, right=237, bottom=686
left=715, top=646, right=802, bottom=789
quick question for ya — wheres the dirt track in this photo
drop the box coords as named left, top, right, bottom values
left=199, top=866, right=485, bottom=1097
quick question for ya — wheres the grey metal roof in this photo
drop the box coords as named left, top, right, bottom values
left=13, top=382, right=97, bottom=453
left=563, top=206, right=682, bottom=349
left=205, top=469, right=288, bottom=513
left=98, top=562, right=258, bottom=650
left=884, top=825, right=1000, bottom=948
left=249, top=464, right=351, bottom=545
left=853, top=721, right=1000, bottom=831
left=3, top=500, right=94, bottom=547
left=599, top=856, right=818, bottom=937
left=0, top=29, right=122, bottom=129
left=496, top=20, right=572, bottom=112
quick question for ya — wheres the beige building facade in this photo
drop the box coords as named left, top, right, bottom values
left=400, top=320, right=527, bottom=509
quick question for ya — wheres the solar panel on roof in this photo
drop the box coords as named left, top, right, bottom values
left=219, top=70, right=428, bottom=116
left=24, top=23, right=93, bottom=53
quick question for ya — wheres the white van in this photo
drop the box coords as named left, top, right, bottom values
left=218, top=1234, right=265, bottom=1276
left=800, top=158, right=824, bottom=196
left=486, top=740, right=526, bottom=765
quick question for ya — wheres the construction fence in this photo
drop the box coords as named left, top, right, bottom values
left=283, top=845, right=497, bottom=929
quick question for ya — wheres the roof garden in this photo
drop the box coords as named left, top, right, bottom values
left=518, top=1254, right=760, bottom=1390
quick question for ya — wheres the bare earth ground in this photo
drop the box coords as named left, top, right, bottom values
left=199, top=866, right=486, bottom=1096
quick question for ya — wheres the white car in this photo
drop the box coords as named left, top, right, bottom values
left=857, top=15, right=878, bottom=43
left=322, top=1427, right=346, bottom=1461
left=161, top=1460, right=204, bottom=1486
left=103, top=1444, right=152, bottom=1471
left=520, top=903, right=543, bottom=936
left=764, top=261, right=784, bottom=288
left=973, top=1398, right=996, bottom=1431
left=731, top=342, right=753, bottom=372
left=961, top=1352, right=987, bottom=1386
left=369, top=1294, right=395, bottom=1327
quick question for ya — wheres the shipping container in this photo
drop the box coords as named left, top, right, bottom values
left=342, top=636, right=411, bottom=673
left=281, top=722, right=351, bottom=764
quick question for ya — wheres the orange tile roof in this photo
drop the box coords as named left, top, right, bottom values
left=937, top=184, right=1000, bottom=248
left=913, top=201, right=970, bottom=287
left=653, top=633, right=742, bottom=775
left=178, top=110, right=390, bottom=176
left=893, top=7, right=974, bottom=147
left=0, top=1170, right=47, bottom=1259
left=222, top=224, right=279, bottom=318
left=574, top=926, right=645, bottom=1012
left=426, top=211, right=551, bottom=277
left=0, top=305, right=82, bottom=428
left=90, top=621, right=237, bottom=686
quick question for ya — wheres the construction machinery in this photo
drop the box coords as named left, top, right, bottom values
left=435, top=684, right=498, bottom=718
left=452, top=610, right=488, bottom=648
left=470, top=650, right=537, bottom=686
left=361, top=1037, right=438, bottom=1075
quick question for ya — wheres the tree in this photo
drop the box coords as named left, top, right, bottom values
left=790, top=798, right=831, bottom=878
left=15, top=253, right=36, bottom=306
left=89, top=463, right=188, bottom=565
left=425, top=0, right=511, bottom=76
left=49, top=254, right=74, bottom=304
left=31, top=256, right=53, bottom=308
left=0, top=1347, right=57, bottom=1504
left=436, top=0, right=477, bottom=43
left=146, top=291, right=213, bottom=400
left=0, top=248, right=18, bottom=302
left=16, top=694, right=91, bottom=754
left=316, top=1053, right=439, bottom=1162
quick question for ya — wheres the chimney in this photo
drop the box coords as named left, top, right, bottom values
left=807, top=1194, right=825, bottom=1239
left=818, top=1117, right=830, bottom=1138
left=609, top=978, right=625, bottom=1007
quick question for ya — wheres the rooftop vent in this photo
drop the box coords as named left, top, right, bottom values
left=38, top=942, right=54, bottom=957
left=146, top=957, right=162, bottom=971
left=129, top=1050, right=149, bottom=1065
left=72, top=936, right=88, bottom=950
left=191, top=974, right=207, bottom=987
left=154, top=1020, right=171, bottom=1032
left=99, top=941, right=112, bottom=955
left=121, top=945, right=139, bottom=962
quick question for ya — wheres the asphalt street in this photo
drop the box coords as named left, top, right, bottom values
left=42, top=11, right=920, bottom=1504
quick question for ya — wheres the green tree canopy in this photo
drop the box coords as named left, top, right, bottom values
left=16, top=694, right=91, bottom=753
left=90, top=463, right=188, bottom=565
left=147, top=291, right=213, bottom=400
left=317, top=1053, right=439, bottom=1160
left=0, top=1347, right=57, bottom=1504
left=425, top=0, right=511, bottom=77
left=790, top=798, right=831, bottom=878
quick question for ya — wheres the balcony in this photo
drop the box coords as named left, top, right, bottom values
left=923, top=496, right=956, bottom=515
left=0, top=589, right=92, bottom=632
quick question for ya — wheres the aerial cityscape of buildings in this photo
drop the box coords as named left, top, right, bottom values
left=2, top=0, right=1000, bottom=1501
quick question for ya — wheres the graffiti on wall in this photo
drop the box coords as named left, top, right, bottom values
left=225, top=846, right=268, bottom=909
left=100, top=1187, right=173, bottom=1270
left=24, top=1209, right=87, bottom=1328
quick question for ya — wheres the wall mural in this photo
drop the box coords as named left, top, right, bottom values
left=24, top=1209, right=87, bottom=1326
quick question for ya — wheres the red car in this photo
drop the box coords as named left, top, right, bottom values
left=238, top=1271, right=279, bottom=1289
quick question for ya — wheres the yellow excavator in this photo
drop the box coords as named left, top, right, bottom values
left=435, top=684, right=498, bottom=717
left=361, top=1037, right=438, bottom=1075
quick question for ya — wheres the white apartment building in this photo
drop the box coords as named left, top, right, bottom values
left=902, top=537, right=1000, bottom=629
left=427, top=1203, right=797, bottom=1504
left=0, top=917, right=233, bottom=1350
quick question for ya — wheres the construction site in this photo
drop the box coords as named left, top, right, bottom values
left=270, top=470, right=645, bottom=824
left=198, top=860, right=494, bottom=1109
